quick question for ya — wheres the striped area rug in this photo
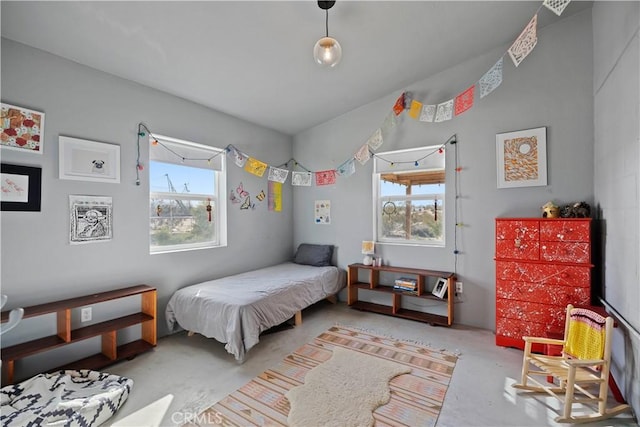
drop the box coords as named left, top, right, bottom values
left=186, top=325, right=458, bottom=426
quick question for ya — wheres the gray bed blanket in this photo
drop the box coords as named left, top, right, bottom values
left=165, top=262, right=342, bottom=361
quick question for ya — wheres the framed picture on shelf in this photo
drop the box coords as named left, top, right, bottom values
left=1, top=103, right=45, bottom=154
left=1, top=163, right=42, bottom=212
left=59, top=136, right=120, bottom=183
left=432, top=277, right=448, bottom=299
left=496, top=126, right=547, bottom=188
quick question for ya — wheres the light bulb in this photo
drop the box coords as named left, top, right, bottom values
left=313, top=36, right=342, bottom=67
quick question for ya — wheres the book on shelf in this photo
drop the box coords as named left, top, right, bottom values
left=393, top=285, right=416, bottom=292
left=394, top=277, right=417, bottom=289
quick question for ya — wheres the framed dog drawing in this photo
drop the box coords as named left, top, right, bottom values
left=59, top=136, right=120, bottom=183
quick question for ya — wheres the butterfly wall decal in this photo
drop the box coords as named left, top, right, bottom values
left=236, top=182, right=249, bottom=198
left=240, top=196, right=255, bottom=210
left=229, top=190, right=240, bottom=204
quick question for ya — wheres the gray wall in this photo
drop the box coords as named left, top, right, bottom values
left=592, top=1, right=640, bottom=416
left=294, top=10, right=595, bottom=329
left=1, top=39, right=294, bottom=339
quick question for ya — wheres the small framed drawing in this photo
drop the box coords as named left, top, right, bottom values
left=69, top=195, right=113, bottom=244
left=496, top=126, right=547, bottom=188
left=432, top=277, right=448, bottom=299
left=1, top=163, right=42, bottom=211
left=1, top=103, right=45, bottom=154
left=59, top=136, right=120, bottom=183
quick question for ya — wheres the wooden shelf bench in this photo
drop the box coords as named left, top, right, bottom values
left=1, top=284, right=156, bottom=386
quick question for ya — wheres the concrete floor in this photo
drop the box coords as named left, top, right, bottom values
left=106, top=301, right=637, bottom=427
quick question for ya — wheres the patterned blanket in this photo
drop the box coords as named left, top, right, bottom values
left=1, top=370, right=132, bottom=427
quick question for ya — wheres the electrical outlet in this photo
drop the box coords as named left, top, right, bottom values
left=455, top=281, right=463, bottom=294
left=81, top=307, right=92, bottom=322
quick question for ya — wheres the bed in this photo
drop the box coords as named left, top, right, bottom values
left=165, top=244, right=343, bottom=362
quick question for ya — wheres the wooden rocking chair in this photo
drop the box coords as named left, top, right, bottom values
left=512, top=304, right=631, bottom=423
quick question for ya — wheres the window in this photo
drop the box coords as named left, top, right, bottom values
left=373, top=146, right=445, bottom=246
left=149, top=134, right=226, bottom=253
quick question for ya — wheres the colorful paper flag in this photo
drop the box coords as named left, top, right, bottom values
left=479, top=58, right=503, bottom=98
left=419, top=104, right=436, bottom=122
left=268, top=166, right=289, bottom=183
left=354, top=144, right=371, bottom=165
left=268, top=181, right=282, bottom=212
left=336, top=158, right=356, bottom=177
left=508, top=14, right=538, bottom=67
left=291, top=171, right=312, bottom=186
left=228, top=145, right=247, bottom=167
left=434, top=99, right=454, bottom=123
left=244, top=157, right=267, bottom=177
left=382, top=110, right=397, bottom=134
left=367, top=128, right=383, bottom=151
left=408, top=100, right=422, bottom=119
left=543, top=0, right=571, bottom=16
left=454, top=85, right=475, bottom=116
left=393, top=93, right=406, bottom=115
left=315, top=170, right=336, bottom=186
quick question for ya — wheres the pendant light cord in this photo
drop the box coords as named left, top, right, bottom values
left=325, top=9, right=329, bottom=37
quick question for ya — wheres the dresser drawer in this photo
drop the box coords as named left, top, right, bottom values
left=496, top=240, right=539, bottom=260
left=540, top=241, right=590, bottom=264
left=496, top=261, right=591, bottom=287
left=496, top=298, right=567, bottom=330
left=496, top=317, right=560, bottom=340
left=540, top=220, right=590, bottom=242
left=496, top=280, right=591, bottom=306
left=496, top=220, right=539, bottom=240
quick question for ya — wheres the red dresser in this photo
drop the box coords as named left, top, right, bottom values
left=495, top=218, right=592, bottom=352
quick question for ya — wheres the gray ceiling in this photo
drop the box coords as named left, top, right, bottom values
left=1, top=1, right=592, bottom=135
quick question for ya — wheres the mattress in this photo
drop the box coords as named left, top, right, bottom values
left=165, top=262, right=343, bottom=361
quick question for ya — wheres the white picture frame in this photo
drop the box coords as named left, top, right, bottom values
left=59, top=136, right=120, bottom=183
left=1, top=103, right=45, bottom=154
left=432, top=277, right=448, bottom=299
left=496, top=126, right=547, bottom=188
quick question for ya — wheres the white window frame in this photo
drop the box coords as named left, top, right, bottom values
left=373, top=145, right=445, bottom=247
left=149, top=134, right=227, bottom=254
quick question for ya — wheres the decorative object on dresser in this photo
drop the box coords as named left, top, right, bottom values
left=541, top=200, right=560, bottom=218
left=348, top=263, right=455, bottom=326
left=495, top=218, right=592, bottom=352
left=0, top=285, right=156, bottom=386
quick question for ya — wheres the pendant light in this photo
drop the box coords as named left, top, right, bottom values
left=313, top=1, right=342, bottom=67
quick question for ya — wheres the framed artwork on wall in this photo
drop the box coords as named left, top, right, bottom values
left=59, top=136, right=120, bottom=183
left=496, top=126, right=547, bottom=188
left=1, top=103, right=45, bottom=154
left=1, top=163, right=42, bottom=212
left=69, top=195, right=113, bottom=244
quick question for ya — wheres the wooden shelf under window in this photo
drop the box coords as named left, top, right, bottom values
left=347, top=264, right=455, bottom=326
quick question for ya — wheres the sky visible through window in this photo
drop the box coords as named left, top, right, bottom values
left=150, top=162, right=214, bottom=195
left=381, top=182, right=444, bottom=196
